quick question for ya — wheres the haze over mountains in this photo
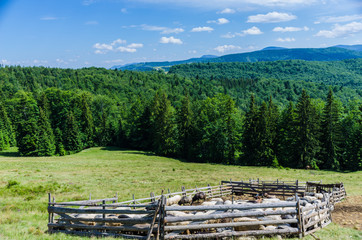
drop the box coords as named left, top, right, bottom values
left=111, top=45, right=362, bottom=71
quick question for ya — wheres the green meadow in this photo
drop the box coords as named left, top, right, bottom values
left=0, top=147, right=361, bottom=239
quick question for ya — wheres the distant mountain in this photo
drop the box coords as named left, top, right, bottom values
left=334, top=44, right=362, bottom=52
left=112, top=46, right=362, bottom=71
left=261, top=46, right=287, bottom=51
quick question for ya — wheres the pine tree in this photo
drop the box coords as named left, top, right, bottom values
left=54, top=127, right=66, bottom=156
left=78, top=93, right=94, bottom=148
left=63, top=112, right=82, bottom=153
left=295, top=90, right=320, bottom=169
left=150, top=90, right=176, bottom=156
left=15, top=93, right=39, bottom=156
left=177, top=92, right=193, bottom=159
left=36, top=107, right=56, bottom=156
left=0, top=102, right=16, bottom=147
left=241, top=95, right=259, bottom=165
left=276, top=102, right=297, bottom=167
left=319, top=89, right=341, bottom=170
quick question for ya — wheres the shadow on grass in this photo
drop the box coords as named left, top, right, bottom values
left=99, top=146, right=156, bottom=156
left=0, top=151, right=20, bottom=157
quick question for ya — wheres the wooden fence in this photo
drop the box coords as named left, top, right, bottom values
left=48, top=180, right=346, bottom=239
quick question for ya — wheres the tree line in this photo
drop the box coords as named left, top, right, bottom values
left=0, top=65, right=360, bottom=170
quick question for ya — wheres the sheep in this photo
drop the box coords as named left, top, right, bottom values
left=178, top=196, right=192, bottom=205
left=191, top=192, right=206, bottom=205
left=166, top=195, right=182, bottom=206
left=201, top=201, right=217, bottom=206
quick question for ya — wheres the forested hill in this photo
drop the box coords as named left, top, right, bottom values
left=113, top=47, right=362, bottom=71
left=169, top=59, right=362, bottom=89
left=0, top=65, right=360, bottom=171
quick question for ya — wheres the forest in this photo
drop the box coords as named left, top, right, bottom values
left=0, top=64, right=360, bottom=171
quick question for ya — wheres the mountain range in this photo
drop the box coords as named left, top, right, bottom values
left=111, top=45, right=362, bottom=71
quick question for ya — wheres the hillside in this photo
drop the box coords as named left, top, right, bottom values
left=112, top=46, right=362, bottom=71
left=169, top=59, right=362, bottom=89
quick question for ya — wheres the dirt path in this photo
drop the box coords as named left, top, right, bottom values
left=332, top=196, right=362, bottom=230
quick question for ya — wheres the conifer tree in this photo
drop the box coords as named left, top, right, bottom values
left=319, top=89, right=341, bottom=170
left=78, top=93, right=94, bottom=148
left=177, top=92, right=193, bottom=159
left=63, top=111, right=82, bottom=153
left=241, top=95, right=259, bottom=165
left=15, top=93, right=39, bottom=156
left=0, top=102, right=16, bottom=146
left=36, top=107, right=56, bottom=156
left=276, top=102, right=297, bottom=167
left=54, top=127, right=66, bottom=156
left=295, top=90, right=320, bottom=169
left=150, top=90, right=176, bottom=156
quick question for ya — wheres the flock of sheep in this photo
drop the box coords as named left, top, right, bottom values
left=60, top=191, right=330, bottom=238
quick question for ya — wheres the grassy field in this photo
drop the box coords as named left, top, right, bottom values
left=0, top=147, right=361, bottom=240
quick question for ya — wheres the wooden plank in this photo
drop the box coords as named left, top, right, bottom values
left=165, top=209, right=297, bottom=223
left=48, top=223, right=154, bottom=232
left=56, top=216, right=154, bottom=224
left=49, top=206, right=154, bottom=215
left=51, top=229, right=147, bottom=239
left=55, top=197, right=118, bottom=205
left=164, top=228, right=299, bottom=239
left=165, top=219, right=298, bottom=231
left=165, top=202, right=296, bottom=212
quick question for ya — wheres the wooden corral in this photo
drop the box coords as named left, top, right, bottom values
left=47, top=179, right=347, bottom=239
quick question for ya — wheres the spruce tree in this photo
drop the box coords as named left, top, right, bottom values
left=63, top=112, right=82, bottom=153
left=241, top=95, right=259, bottom=165
left=54, top=127, right=66, bottom=156
left=319, top=89, right=341, bottom=170
left=36, top=107, right=56, bottom=156
left=295, top=90, right=320, bottom=169
left=176, top=92, right=193, bottom=160
left=78, top=93, right=94, bottom=148
left=15, top=93, right=39, bottom=156
left=0, top=102, right=16, bottom=147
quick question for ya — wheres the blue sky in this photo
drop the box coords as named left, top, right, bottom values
left=0, top=0, right=361, bottom=68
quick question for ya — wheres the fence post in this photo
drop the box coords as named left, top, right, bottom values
left=207, top=184, right=212, bottom=197
left=296, top=194, right=304, bottom=238
left=102, top=200, right=106, bottom=225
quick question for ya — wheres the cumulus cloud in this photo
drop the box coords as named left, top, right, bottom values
left=221, top=32, right=235, bottom=38
left=247, top=12, right=297, bottom=23
left=93, top=38, right=142, bottom=54
left=1, top=59, right=10, bottom=65
left=273, top=26, right=309, bottom=32
left=315, top=21, right=362, bottom=38
left=208, top=18, right=229, bottom=24
left=160, top=36, right=183, bottom=44
left=242, top=26, right=263, bottom=35
left=191, top=26, right=214, bottom=32
left=276, top=37, right=296, bottom=42
left=140, top=24, right=184, bottom=34
left=315, top=14, right=362, bottom=24
left=219, top=8, right=235, bottom=14
left=214, top=45, right=241, bottom=53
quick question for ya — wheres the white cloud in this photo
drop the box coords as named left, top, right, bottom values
left=160, top=36, right=183, bottom=44
left=247, top=0, right=315, bottom=7
left=141, top=24, right=184, bottom=34
left=104, top=59, right=124, bottom=64
left=276, top=37, right=296, bottom=42
left=221, top=32, right=235, bottom=38
left=1, top=59, right=10, bottom=65
left=93, top=39, right=142, bottom=54
left=214, top=45, right=241, bottom=53
left=191, top=26, right=214, bottom=32
left=121, top=8, right=128, bottom=13
left=112, top=39, right=127, bottom=45
left=219, top=8, right=235, bottom=14
left=273, top=26, right=309, bottom=32
left=208, top=18, right=229, bottom=24
left=316, top=14, right=362, bottom=24
left=315, top=21, right=362, bottom=38
left=242, top=26, right=263, bottom=35
left=127, top=43, right=144, bottom=48
left=83, top=0, right=96, bottom=5
left=247, top=12, right=297, bottom=23
left=117, top=47, right=137, bottom=53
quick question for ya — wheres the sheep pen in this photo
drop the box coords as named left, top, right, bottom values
left=47, top=179, right=346, bottom=239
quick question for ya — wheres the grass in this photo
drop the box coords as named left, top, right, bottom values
left=0, top=147, right=361, bottom=239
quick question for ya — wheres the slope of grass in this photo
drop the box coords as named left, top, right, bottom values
left=0, top=147, right=360, bottom=239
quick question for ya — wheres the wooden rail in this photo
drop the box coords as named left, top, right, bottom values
left=47, top=179, right=347, bottom=239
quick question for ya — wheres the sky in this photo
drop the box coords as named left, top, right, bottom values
left=0, top=0, right=361, bottom=68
